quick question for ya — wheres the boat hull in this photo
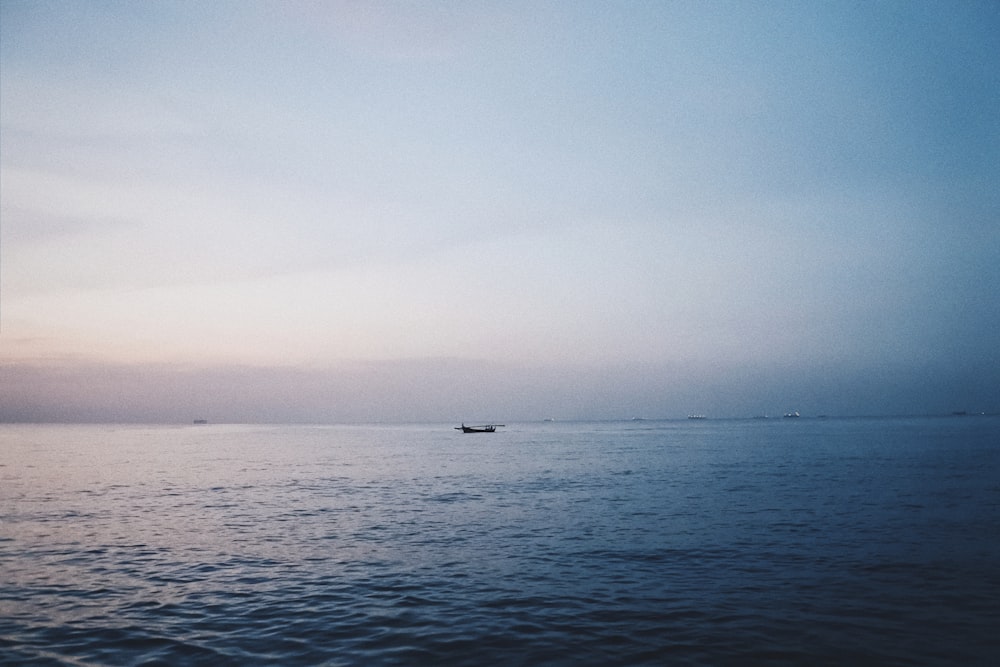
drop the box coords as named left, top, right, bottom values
left=455, top=424, right=501, bottom=433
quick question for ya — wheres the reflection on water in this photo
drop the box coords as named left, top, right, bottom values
left=2, top=418, right=999, bottom=665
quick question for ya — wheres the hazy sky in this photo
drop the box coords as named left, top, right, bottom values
left=2, top=0, right=998, bottom=422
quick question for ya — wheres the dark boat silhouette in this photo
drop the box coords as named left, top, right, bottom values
left=455, top=423, right=503, bottom=433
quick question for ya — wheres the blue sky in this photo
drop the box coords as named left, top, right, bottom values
left=2, top=0, right=998, bottom=421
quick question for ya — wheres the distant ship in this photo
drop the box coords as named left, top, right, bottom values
left=688, top=415, right=706, bottom=420
left=193, top=419, right=208, bottom=424
left=783, top=412, right=800, bottom=418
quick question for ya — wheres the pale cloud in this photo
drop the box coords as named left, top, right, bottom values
left=273, top=0, right=499, bottom=63
left=0, top=76, right=204, bottom=141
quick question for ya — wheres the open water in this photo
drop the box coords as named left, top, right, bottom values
left=1, top=417, right=998, bottom=666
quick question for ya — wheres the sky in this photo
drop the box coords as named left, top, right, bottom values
left=2, top=0, right=998, bottom=422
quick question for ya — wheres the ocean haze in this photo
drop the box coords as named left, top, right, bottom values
left=1, top=357, right=993, bottom=424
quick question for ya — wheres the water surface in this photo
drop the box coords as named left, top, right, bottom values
left=2, top=418, right=998, bottom=665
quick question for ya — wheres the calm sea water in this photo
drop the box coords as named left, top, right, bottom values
left=2, top=417, right=998, bottom=666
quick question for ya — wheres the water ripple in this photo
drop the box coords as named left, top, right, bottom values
left=2, top=419, right=999, bottom=665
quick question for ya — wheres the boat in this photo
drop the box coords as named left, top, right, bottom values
left=455, top=423, right=503, bottom=433
left=193, top=419, right=208, bottom=424
left=783, top=411, right=800, bottom=418
left=688, top=415, right=706, bottom=420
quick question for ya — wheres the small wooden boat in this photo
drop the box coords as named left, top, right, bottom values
left=455, top=423, right=503, bottom=433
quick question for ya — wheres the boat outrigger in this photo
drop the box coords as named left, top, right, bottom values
left=455, top=423, right=504, bottom=433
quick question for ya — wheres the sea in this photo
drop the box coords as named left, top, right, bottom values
left=1, top=417, right=998, bottom=666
